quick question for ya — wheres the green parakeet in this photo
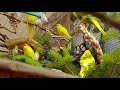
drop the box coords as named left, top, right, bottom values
left=73, top=12, right=106, bottom=36
left=79, top=50, right=96, bottom=78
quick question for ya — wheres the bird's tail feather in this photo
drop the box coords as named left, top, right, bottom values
left=90, top=19, right=106, bottom=36
left=28, top=24, right=34, bottom=39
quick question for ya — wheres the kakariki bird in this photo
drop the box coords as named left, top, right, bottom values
left=56, top=24, right=72, bottom=40
left=23, top=44, right=35, bottom=57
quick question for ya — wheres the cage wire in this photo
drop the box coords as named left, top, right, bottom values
left=105, top=27, right=120, bottom=53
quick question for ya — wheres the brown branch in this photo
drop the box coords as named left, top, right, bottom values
left=0, top=59, right=79, bottom=78
left=87, top=12, right=120, bottom=31
left=1, top=13, right=21, bottom=22
left=0, top=33, right=9, bottom=40
left=51, top=35, right=69, bottom=42
left=0, top=38, right=5, bottom=43
left=0, top=43, right=7, bottom=48
left=0, top=25, right=16, bottom=34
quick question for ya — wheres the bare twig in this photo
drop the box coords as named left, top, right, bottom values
left=1, top=13, right=21, bottom=22
left=0, top=43, right=7, bottom=48
left=0, top=38, right=5, bottom=43
left=51, top=35, right=69, bottom=42
left=0, top=33, right=9, bottom=40
left=0, top=24, right=16, bottom=34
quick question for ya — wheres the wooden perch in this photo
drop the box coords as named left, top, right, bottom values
left=87, top=12, right=120, bottom=31
left=0, top=58, right=79, bottom=78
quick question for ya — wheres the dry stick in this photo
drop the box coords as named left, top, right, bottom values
left=0, top=43, right=7, bottom=48
left=0, top=59, right=79, bottom=78
left=87, top=12, right=120, bottom=31
left=0, top=33, right=9, bottom=40
left=51, top=35, right=69, bottom=41
left=0, top=38, right=5, bottom=43
left=0, top=25, right=16, bottom=34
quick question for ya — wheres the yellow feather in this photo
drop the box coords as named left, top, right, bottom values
left=23, top=44, right=35, bottom=57
left=56, top=24, right=71, bottom=40
left=73, top=12, right=107, bottom=36
left=27, top=15, right=37, bottom=39
left=90, top=19, right=107, bottom=36
left=73, top=12, right=78, bottom=18
left=79, top=50, right=96, bottom=78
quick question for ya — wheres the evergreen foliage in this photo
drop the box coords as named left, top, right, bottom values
left=45, top=47, right=79, bottom=75
left=89, top=46, right=120, bottom=78
left=13, top=54, right=42, bottom=67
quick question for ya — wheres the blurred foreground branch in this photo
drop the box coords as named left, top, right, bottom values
left=0, top=59, right=79, bottom=78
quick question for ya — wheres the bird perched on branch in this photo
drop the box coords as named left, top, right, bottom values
left=73, top=12, right=106, bottom=36
left=56, top=24, right=72, bottom=40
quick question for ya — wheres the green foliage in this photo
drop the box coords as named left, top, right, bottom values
left=0, top=52, right=9, bottom=58
left=65, top=61, right=80, bottom=75
left=102, top=29, right=120, bottom=41
left=48, top=49, right=63, bottom=64
left=89, top=46, right=120, bottom=78
left=110, top=12, right=120, bottom=21
left=34, top=31, right=52, bottom=56
left=45, top=48, right=79, bottom=75
left=93, top=25, right=103, bottom=33
left=13, top=54, right=26, bottom=62
left=13, top=54, right=42, bottom=67
left=25, top=56, right=42, bottom=67
left=34, top=32, right=51, bottom=48
left=60, top=47, right=70, bottom=57
left=34, top=31, right=44, bottom=44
